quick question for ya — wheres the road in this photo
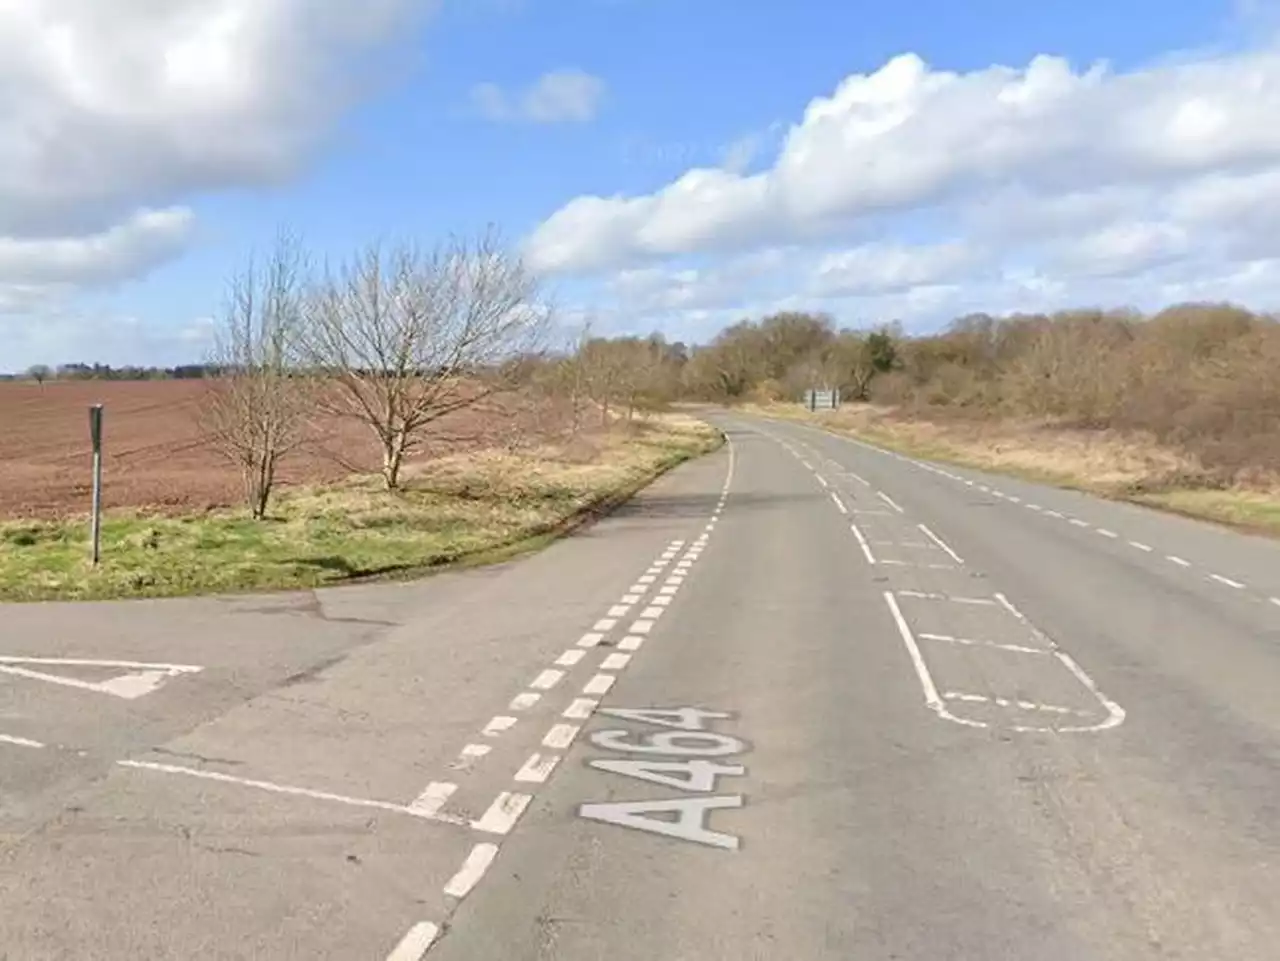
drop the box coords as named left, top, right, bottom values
left=2, top=409, right=1278, bottom=960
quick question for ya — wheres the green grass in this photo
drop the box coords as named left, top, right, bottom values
left=0, top=418, right=722, bottom=602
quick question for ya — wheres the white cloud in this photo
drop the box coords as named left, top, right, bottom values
left=528, top=42, right=1280, bottom=335
left=472, top=69, right=606, bottom=123
left=0, top=208, right=194, bottom=288
left=0, top=0, right=430, bottom=321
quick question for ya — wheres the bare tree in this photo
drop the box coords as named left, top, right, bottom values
left=300, top=228, right=549, bottom=490
left=26, top=364, right=51, bottom=385
left=199, top=231, right=314, bottom=520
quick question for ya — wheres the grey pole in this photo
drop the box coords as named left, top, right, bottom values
left=89, top=404, right=103, bottom=567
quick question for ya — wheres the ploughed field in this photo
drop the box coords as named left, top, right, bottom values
left=0, top=380, right=569, bottom=520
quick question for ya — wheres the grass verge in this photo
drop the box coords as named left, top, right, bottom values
left=0, top=415, right=722, bottom=602
left=746, top=402, right=1280, bottom=537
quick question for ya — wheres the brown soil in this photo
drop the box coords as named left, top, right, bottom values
left=0, top=380, right=573, bottom=519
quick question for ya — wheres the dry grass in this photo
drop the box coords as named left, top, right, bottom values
left=752, top=402, right=1280, bottom=536
left=0, top=415, right=721, bottom=602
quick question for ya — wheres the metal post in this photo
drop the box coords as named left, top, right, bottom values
left=89, top=404, right=103, bottom=567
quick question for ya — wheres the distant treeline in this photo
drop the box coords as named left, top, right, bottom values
left=3, top=363, right=218, bottom=382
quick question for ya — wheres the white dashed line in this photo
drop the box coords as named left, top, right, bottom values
left=918, top=632, right=1047, bottom=656
left=895, top=590, right=998, bottom=606
left=1045, top=510, right=1064, bottom=518
left=1097, top=529, right=1118, bottom=539
left=530, top=669, right=565, bottom=691
left=601, top=652, right=632, bottom=670
left=816, top=475, right=829, bottom=487
left=385, top=922, right=441, bottom=961
left=607, top=604, right=631, bottom=617
left=620, top=594, right=642, bottom=604
left=578, top=632, right=604, bottom=648
left=917, top=523, right=964, bottom=564
left=1129, top=541, right=1153, bottom=552
left=651, top=595, right=673, bottom=607
left=543, top=723, right=581, bottom=750
left=514, top=752, right=561, bottom=784
left=1069, top=518, right=1090, bottom=528
left=593, top=618, right=617, bottom=631
left=583, top=674, right=615, bottom=696
left=630, top=619, right=655, bottom=634
left=1209, top=573, right=1245, bottom=589
left=658, top=585, right=679, bottom=595
left=555, top=649, right=586, bottom=667
left=830, top=492, right=848, bottom=514
left=618, top=635, right=645, bottom=651
left=444, top=842, right=500, bottom=899
left=1167, top=555, right=1192, bottom=567
left=508, top=692, right=540, bottom=711
left=563, top=697, right=598, bottom=719
left=849, top=523, right=877, bottom=564
left=639, top=606, right=665, bottom=619
left=482, top=716, right=517, bottom=737
left=876, top=491, right=905, bottom=514
left=1271, top=597, right=1280, bottom=608
left=450, top=744, right=492, bottom=770
left=1027, top=504, right=1042, bottom=511
left=473, top=792, right=532, bottom=835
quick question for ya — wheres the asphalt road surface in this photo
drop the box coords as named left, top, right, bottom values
left=2, top=410, right=1278, bottom=960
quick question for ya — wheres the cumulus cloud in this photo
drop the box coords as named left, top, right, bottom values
left=526, top=44, right=1280, bottom=268
left=0, top=0, right=429, bottom=316
left=472, top=70, right=606, bottom=123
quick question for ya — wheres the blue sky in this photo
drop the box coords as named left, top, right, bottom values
left=1, top=0, right=1278, bottom=370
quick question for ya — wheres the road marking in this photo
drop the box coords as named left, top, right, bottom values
left=659, top=585, right=679, bottom=595
left=1027, top=504, right=1042, bottom=511
left=385, top=922, right=441, bottom=961
left=601, top=652, right=632, bottom=670
left=450, top=744, right=491, bottom=770
left=0, top=657, right=203, bottom=700
left=118, top=760, right=463, bottom=823
left=620, top=593, right=642, bottom=604
left=1045, top=510, right=1064, bottom=518
left=473, top=792, right=532, bottom=835
left=992, top=593, right=1127, bottom=732
left=508, top=692, right=541, bottom=711
left=651, top=595, right=673, bottom=607
left=847, top=470, right=871, bottom=487
left=556, top=649, right=586, bottom=667
left=1167, top=555, right=1191, bottom=567
left=564, top=697, right=598, bottom=719
left=883, top=593, right=945, bottom=714
left=1007, top=495, right=1021, bottom=504
left=514, top=752, right=561, bottom=784
left=800, top=460, right=813, bottom=469
left=917, top=523, right=964, bottom=564
left=584, top=674, right=615, bottom=695
left=816, top=475, right=829, bottom=487
left=410, top=781, right=458, bottom=817
left=876, top=491, right=905, bottom=513
left=1129, top=541, right=1153, bottom=552
left=1097, top=528, right=1118, bottom=538
left=665, top=575, right=685, bottom=586
left=1210, top=573, right=1246, bottom=589
left=830, top=492, right=848, bottom=514
left=1271, top=597, right=1280, bottom=608
left=849, top=522, right=877, bottom=564
left=543, top=723, right=581, bottom=749
left=608, top=605, right=632, bottom=617
left=879, top=560, right=958, bottom=570
left=1069, top=518, right=1090, bottom=528
left=895, top=589, right=997, bottom=606
left=640, top=606, right=664, bottom=619
left=579, top=795, right=744, bottom=850
left=618, top=635, right=645, bottom=652
left=0, top=733, right=44, bottom=749
left=851, top=508, right=892, bottom=516
left=630, top=619, right=655, bottom=634
left=444, top=843, right=500, bottom=898
left=593, top=618, right=618, bottom=631
left=483, top=716, right=517, bottom=737
left=918, top=632, right=1048, bottom=655
left=530, top=669, right=565, bottom=691
left=942, top=692, right=1090, bottom=716
left=578, top=632, right=604, bottom=648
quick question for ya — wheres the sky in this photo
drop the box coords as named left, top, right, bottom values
left=2, top=0, right=1280, bottom=370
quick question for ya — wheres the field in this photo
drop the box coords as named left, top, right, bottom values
left=0, top=380, right=571, bottom=520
